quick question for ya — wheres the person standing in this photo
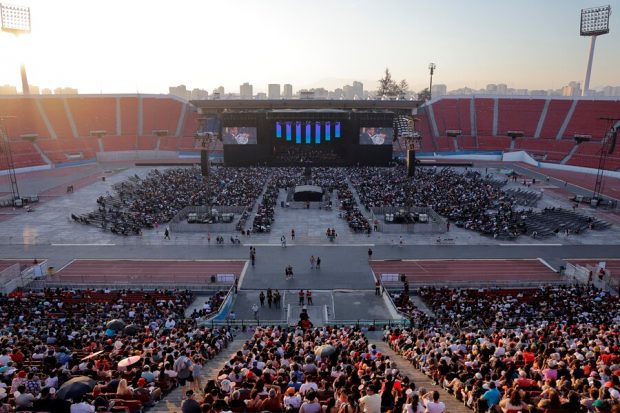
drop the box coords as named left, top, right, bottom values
left=316, top=257, right=321, bottom=269
left=368, top=248, right=373, bottom=260
left=267, top=289, right=273, bottom=309
left=310, top=255, right=316, bottom=269
left=164, top=227, right=171, bottom=240
left=375, top=280, right=381, bottom=296
left=281, top=235, right=287, bottom=247
left=252, top=303, right=259, bottom=320
left=298, top=289, right=305, bottom=305
left=274, top=290, right=281, bottom=309
left=259, top=291, right=265, bottom=307
left=306, top=290, right=313, bottom=305
left=291, top=229, right=295, bottom=240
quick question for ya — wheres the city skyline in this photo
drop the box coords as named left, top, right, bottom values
left=0, top=0, right=618, bottom=95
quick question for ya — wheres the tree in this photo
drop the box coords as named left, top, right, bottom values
left=377, top=68, right=409, bottom=98
left=417, top=88, right=431, bottom=101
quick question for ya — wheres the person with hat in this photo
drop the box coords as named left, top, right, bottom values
left=284, top=387, right=302, bottom=411
left=182, top=389, right=201, bottom=413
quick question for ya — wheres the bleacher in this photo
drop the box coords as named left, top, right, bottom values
left=456, top=135, right=477, bottom=150
left=514, top=138, right=575, bottom=162
left=142, top=97, right=183, bottom=136
left=0, top=97, right=49, bottom=139
left=477, top=135, right=510, bottom=151
left=67, top=97, right=117, bottom=137
left=119, top=96, right=139, bottom=135
left=497, top=98, right=545, bottom=137
left=102, top=135, right=137, bottom=151
left=1, top=141, right=45, bottom=169
left=474, top=98, right=494, bottom=136
left=433, top=98, right=472, bottom=135
left=40, top=98, right=75, bottom=138
left=538, top=99, right=572, bottom=139
left=36, top=137, right=99, bottom=162
left=563, top=100, right=620, bottom=140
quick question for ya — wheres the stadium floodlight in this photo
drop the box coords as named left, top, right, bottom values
left=428, top=63, right=436, bottom=100
left=0, top=3, right=31, bottom=34
left=580, top=5, right=611, bottom=96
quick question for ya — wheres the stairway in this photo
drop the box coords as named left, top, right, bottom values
left=150, top=333, right=250, bottom=413
left=369, top=339, right=470, bottom=413
left=560, top=143, right=579, bottom=165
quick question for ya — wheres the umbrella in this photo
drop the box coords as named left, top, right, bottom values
left=106, top=319, right=125, bottom=331
left=80, top=350, right=104, bottom=361
left=118, top=355, right=141, bottom=368
left=314, top=344, right=336, bottom=358
left=57, top=376, right=96, bottom=400
left=123, top=324, right=141, bottom=336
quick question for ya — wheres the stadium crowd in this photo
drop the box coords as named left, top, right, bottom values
left=385, top=284, right=620, bottom=412
left=0, top=288, right=232, bottom=412
left=349, top=167, right=524, bottom=239
left=191, top=326, right=449, bottom=413
left=73, top=167, right=270, bottom=236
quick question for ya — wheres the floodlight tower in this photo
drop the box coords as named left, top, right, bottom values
left=580, top=5, right=611, bottom=96
left=428, top=63, right=436, bottom=100
left=0, top=3, right=31, bottom=94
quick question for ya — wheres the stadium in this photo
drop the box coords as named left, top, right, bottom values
left=0, top=1, right=619, bottom=413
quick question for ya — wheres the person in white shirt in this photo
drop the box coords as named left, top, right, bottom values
left=423, top=391, right=445, bottom=413
left=299, top=376, right=318, bottom=396
left=359, top=386, right=381, bottom=413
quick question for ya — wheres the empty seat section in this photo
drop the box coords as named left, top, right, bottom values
left=37, top=137, right=99, bottom=163
left=177, top=136, right=197, bottom=151
left=158, top=136, right=178, bottom=151
left=474, top=98, right=494, bottom=136
left=0, top=98, right=50, bottom=139
left=478, top=136, right=511, bottom=151
left=182, top=107, right=199, bottom=137
left=515, top=138, right=574, bottom=162
left=458, top=136, right=477, bottom=150
left=435, top=137, right=453, bottom=151
left=40, top=98, right=74, bottom=138
left=1, top=141, right=45, bottom=169
left=498, top=99, right=545, bottom=137
left=539, top=100, right=571, bottom=139
left=67, top=97, right=116, bottom=137
left=415, top=114, right=435, bottom=152
left=142, top=98, right=183, bottom=136
left=120, top=97, right=139, bottom=135
left=563, top=100, right=620, bottom=140
left=102, top=136, right=136, bottom=151
left=433, top=98, right=471, bottom=135
left=137, top=136, right=158, bottom=150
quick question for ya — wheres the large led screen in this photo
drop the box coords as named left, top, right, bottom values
left=359, top=127, right=394, bottom=145
left=222, top=127, right=257, bottom=145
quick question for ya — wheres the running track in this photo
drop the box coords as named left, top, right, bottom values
left=566, top=259, right=620, bottom=280
left=0, top=260, right=34, bottom=272
left=370, top=259, right=560, bottom=284
left=51, top=259, right=246, bottom=285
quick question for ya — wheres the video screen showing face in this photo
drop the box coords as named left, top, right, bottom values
left=359, top=127, right=394, bottom=145
left=222, top=127, right=257, bottom=145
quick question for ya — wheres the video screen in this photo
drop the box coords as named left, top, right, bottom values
left=222, top=127, right=257, bottom=145
left=359, top=127, right=394, bottom=145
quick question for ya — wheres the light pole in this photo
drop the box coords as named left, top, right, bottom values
left=580, top=5, right=611, bottom=96
left=1, top=3, right=32, bottom=94
left=428, top=63, right=436, bottom=100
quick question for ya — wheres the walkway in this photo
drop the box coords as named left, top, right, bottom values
left=369, top=338, right=469, bottom=413
left=151, top=332, right=250, bottom=413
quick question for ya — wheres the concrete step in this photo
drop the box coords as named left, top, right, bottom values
left=149, top=332, right=251, bottom=413
left=369, top=339, right=470, bottom=413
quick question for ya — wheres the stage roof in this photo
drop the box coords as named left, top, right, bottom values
left=191, top=99, right=421, bottom=111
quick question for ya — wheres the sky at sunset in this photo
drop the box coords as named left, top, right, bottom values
left=0, top=0, right=618, bottom=94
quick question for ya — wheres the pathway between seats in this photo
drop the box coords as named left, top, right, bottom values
left=150, top=332, right=250, bottom=413
left=369, top=339, right=469, bottom=413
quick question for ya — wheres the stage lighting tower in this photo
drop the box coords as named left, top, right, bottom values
left=580, top=5, right=611, bottom=96
left=0, top=3, right=31, bottom=94
left=428, top=63, right=436, bottom=100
